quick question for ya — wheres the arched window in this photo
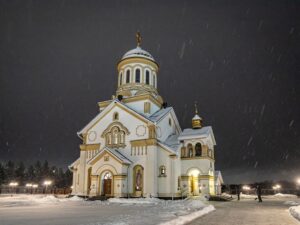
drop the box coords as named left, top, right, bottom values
left=187, top=144, right=193, bottom=157
left=169, top=118, right=172, bottom=126
left=126, top=70, right=130, bottom=83
left=113, top=112, right=119, bottom=121
left=145, top=70, right=150, bottom=84
left=135, top=69, right=140, bottom=83
left=159, top=166, right=166, bottom=176
left=103, top=171, right=112, bottom=180
left=102, top=122, right=130, bottom=148
left=195, top=143, right=202, bottom=157
left=112, top=127, right=119, bottom=144
left=119, top=73, right=123, bottom=86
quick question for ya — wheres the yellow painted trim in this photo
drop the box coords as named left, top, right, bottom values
left=117, top=57, right=159, bottom=71
left=89, top=149, right=130, bottom=166
left=180, top=156, right=215, bottom=161
left=98, top=100, right=112, bottom=109
left=114, top=174, right=127, bottom=179
left=199, top=175, right=215, bottom=180
left=80, top=144, right=100, bottom=151
left=130, top=138, right=157, bottom=147
left=123, top=94, right=163, bottom=107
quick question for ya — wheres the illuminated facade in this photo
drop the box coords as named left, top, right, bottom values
left=69, top=33, right=222, bottom=198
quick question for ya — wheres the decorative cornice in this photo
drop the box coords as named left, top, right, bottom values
left=80, top=144, right=100, bottom=151
left=117, top=57, right=159, bottom=71
left=131, top=138, right=157, bottom=147
left=101, top=121, right=130, bottom=138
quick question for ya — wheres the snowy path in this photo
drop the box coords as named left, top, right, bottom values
left=0, top=195, right=213, bottom=225
left=188, top=198, right=299, bottom=225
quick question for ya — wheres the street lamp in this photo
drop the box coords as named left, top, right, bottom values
left=43, top=180, right=52, bottom=194
left=297, top=178, right=300, bottom=185
left=242, top=185, right=251, bottom=194
left=272, top=184, right=281, bottom=194
left=26, top=183, right=33, bottom=194
left=9, top=182, right=19, bottom=194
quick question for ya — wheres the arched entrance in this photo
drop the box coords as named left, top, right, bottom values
left=133, top=165, right=144, bottom=197
left=187, top=168, right=201, bottom=196
left=100, top=171, right=113, bottom=196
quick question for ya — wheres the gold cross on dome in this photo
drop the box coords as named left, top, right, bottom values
left=136, top=31, right=142, bottom=46
left=194, top=101, right=199, bottom=115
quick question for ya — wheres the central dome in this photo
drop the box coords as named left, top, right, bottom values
left=122, top=46, right=155, bottom=61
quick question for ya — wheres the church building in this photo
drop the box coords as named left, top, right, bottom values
left=69, top=33, right=223, bottom=198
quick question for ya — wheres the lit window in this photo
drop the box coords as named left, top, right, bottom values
left=126, top=70, right=130, bottom=83
left=135, top=69, right=140, bottom=83
left=145, top=71, right=150, bottom=84
left=160, top=166, right=166, bottom=176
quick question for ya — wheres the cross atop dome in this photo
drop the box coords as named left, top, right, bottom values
left=192, top=101, right=203, bottom=129
left=136, top=31, right=142, bottom=47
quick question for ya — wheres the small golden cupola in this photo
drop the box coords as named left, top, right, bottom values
left=192, top=102, right=203, bottom=129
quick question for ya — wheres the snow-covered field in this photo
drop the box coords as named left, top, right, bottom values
left=289, top=205, right=300, bottom=222
left=0, top=194, right=214, bottom=225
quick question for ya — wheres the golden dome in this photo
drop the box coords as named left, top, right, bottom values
left=192, top=102, right=203, bottom=129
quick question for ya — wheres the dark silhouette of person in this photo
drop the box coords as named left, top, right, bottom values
left=256, top=185, right=262, bottom=202
left=236, top=185, right=240, bottom=200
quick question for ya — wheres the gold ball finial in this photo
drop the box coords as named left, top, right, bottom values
left=136, top=31, right=142, bottom=47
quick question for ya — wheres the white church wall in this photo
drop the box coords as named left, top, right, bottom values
left=85, top=104, right=151, bottom=159
left=156, top=113, right=176, bottom=142
left=181, top=158, right=213, bottom=175
left=125, top=100, right=160, bottom=115
left=157, top=147, right=172, bottom=196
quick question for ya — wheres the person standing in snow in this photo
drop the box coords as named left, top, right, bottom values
left=256, top=185, right=263, bottom=202
left=236, top=185, right=241, bottom=200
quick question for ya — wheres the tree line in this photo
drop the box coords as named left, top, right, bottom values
left=0, top=160, right=72, bottom=188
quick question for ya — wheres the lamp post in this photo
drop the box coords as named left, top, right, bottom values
left=43, top=180, right=52, bottom=194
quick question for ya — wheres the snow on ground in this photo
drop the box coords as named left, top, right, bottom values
left=274, top=193, right=298, bottom=198
left=289, top=205, right=300, bottom=221
left=0, top=194, right=214, bottom=225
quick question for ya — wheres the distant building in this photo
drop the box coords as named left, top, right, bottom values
left=69, top=33, right=223, bottom=198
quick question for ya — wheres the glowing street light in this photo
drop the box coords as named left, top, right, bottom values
left=32, top=184, right=38, bottom=188
left=43, top=180, right=52, bottom=194
left=9, top=182, right=18, bottom=187
left=26, top=183, right=33, bottom=187
left=297, top=178, right=300, bottom=185
left=9, top=182, right=18, bottom=194
left=242, top=185, right=250, bottom=190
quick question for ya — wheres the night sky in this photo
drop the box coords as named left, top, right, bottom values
left=0, top=0, right=299, bottom=183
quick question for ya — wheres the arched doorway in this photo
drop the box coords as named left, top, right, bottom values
left=133, top=165, right=144, bottom=197
left=101, top=171, right=113, bottom=196
left=187, top=168, right=201, bottom=196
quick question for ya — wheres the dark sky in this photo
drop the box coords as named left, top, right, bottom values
left=0, top=0, right=299, bottom=183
